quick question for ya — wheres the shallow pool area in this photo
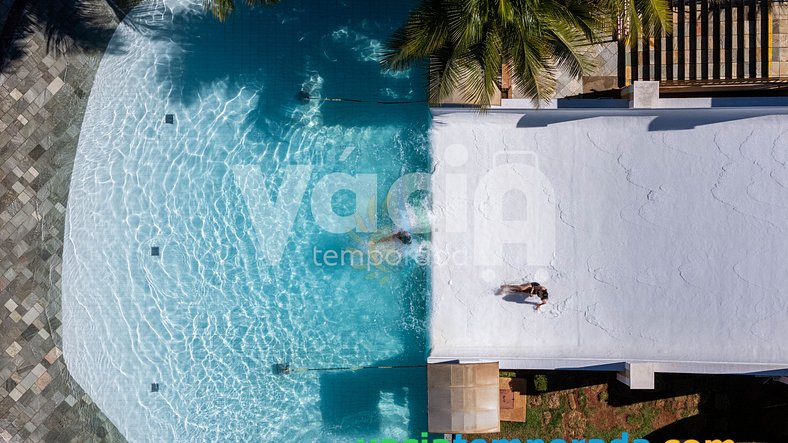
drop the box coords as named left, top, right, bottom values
left=62, top=0, right=430, bottom=441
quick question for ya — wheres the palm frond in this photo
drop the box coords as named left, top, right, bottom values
left=381, top=0, right=449, bottom=70
left=206, top=0, right=279, bottom=21
left=606, top=0, right=672, bottom=40
left=427, top=45, right=463, bottom=102
left=385, top=0, right=605, bottom=107
left=504, top=20, right=557, bottom=104
left=206, top=0, right=234, bottom=21
left=633, top=0, right=671, bottom=36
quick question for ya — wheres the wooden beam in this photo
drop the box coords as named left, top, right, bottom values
left=678, top=0, right=686, bottom=80
left=760, top=0, right=769, bottom=77
left=701, top=0, right=709, bottom=79
left=712, top=1, right=721, bottom=79
left=643, top=35, right=651, bottom=80
left=749, top=0, right=757, bottom=78
left=617, top=39, right=627, bottom=87
left=666, top=28, right=674, bottom=81
left=737, top=0, right=746, bottom=78
left=655, top=31, right=662, bottom=81
left=725, top=0, right=733, bottom=78
left=631, top=32, right=639, bottom=82
left=689, top=0, right=697, bottom=79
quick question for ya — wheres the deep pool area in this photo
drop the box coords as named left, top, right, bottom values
left=62, top=0, right=431, bottom=441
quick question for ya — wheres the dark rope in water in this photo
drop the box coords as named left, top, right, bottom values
left=277, top=363, right=426, bottom=374
left=298, top=90, right=426, bottom=105
left=311, top=97, right=427, bottom=104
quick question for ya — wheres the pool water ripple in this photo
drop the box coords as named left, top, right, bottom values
left=63, top=0, right=430, bottom=441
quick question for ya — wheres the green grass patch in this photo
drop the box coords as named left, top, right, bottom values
left=632, top=405, right=659, bottom=437
left=534, top=374, right=548, bottom=392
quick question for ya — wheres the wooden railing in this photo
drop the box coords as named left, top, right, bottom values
left=619, top=0, right=777, bottom=87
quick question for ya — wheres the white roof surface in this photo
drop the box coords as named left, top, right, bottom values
left=429, top=108, right=788, bottom=371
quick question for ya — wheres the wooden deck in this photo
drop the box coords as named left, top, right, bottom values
left=621, top=0, right=776, bottom=86
left=659, top=76, right=788, bottom=95
left=499, top=377, right=527, bottom=422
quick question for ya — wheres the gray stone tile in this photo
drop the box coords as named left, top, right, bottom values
left=0, top=3, right=130, bottom=442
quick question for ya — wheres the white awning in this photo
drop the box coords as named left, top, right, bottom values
left=427, top=362, right=500, bottom=434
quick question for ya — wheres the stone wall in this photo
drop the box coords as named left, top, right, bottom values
left=772, top=3, right=788, bottom=76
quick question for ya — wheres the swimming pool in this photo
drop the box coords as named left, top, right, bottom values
left=62, top=0, right=430, bottom=441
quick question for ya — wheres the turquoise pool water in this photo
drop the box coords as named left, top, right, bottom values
left=63, top=0, right=430, bottom=441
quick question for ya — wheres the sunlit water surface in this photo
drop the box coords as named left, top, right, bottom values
left=63, top=0, right=430, bottom=441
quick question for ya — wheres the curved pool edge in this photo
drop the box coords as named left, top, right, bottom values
left=60, top=0, right=432, bottom=441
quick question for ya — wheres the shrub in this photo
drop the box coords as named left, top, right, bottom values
left=626, top=414, right=644, bottom=426
left=534, top=374, right=548, bottom=392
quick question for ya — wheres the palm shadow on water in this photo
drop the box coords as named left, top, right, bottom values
left=0, top=0, right=149, bottom=72
left=147, top=0, right=428, bottom=130
left=318, top=263, right=429, bottom=439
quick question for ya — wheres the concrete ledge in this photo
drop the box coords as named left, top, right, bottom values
left=617, top=362, right=656, bottom=390
left=429, top=356, right=788, bottom=390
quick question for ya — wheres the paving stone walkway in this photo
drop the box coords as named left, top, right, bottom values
left=1, top=1, right=127, bottom=442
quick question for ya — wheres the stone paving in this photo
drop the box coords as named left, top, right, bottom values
left=1, top=1, right=788, bottom=442
left=0, top=1, right=126, bottom=442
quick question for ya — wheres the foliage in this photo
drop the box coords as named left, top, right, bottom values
left=1, top=0, right=124, bottom=72
left=605, top=0, right=672, bottom=41
left=534, top=374, right=549, bottom=392
left=382, top=0, right=602, bottom=106
left=206, top=0, right=280, bottom=22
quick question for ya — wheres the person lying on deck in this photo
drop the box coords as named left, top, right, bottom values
left=499, top=281, right=549, bottom=310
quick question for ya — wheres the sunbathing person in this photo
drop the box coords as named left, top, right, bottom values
left=499, top=281, right=549, bottom=310
left=499, top=281, right=541, bottom=294
left=532, top=286, right=549, bottom=310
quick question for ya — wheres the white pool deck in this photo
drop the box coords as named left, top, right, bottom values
left=428, top=105, right=788, bottom=384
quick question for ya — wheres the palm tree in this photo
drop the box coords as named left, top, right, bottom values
left=207, top=0, right=280, bottom=22
left=382, top=0, right=603, bottom=107
left=607, top=0, right=672, bottom=41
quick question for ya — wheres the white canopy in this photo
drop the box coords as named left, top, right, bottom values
left=427, top=362, right=500, bottom=434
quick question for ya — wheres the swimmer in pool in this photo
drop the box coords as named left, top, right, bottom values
left=372, top=230, right=412, bottom=245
